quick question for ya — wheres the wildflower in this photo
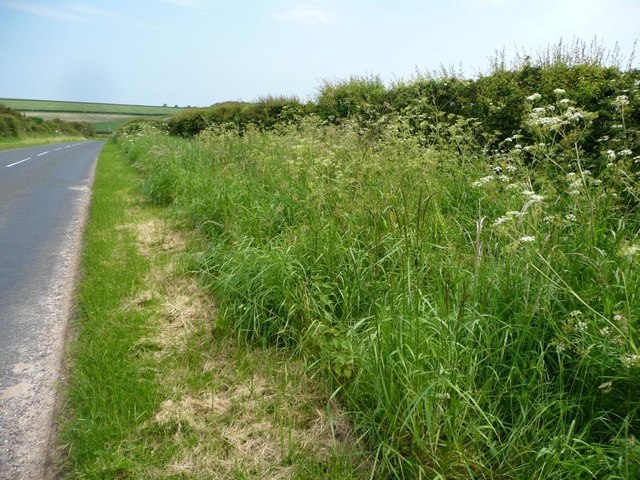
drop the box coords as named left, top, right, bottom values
left=559, top=98, right=571, bottom=104
left=555, top=342, right=567, bottom=353
left=564, top=108, right=583, bottom=122
left=565, top=214, right=577, bottom=222
left=599, top=326, right=611, bottom=337
left=493, top=216, right=510, bottom=226
left=506, top=165, right=518, bottom=173
left=519, top=235, right=536, bottom=243
left=575, top=320, right=588, bottom=332
left=621, top=353, right=640, bottom=368
left=606, top=150, right=617, bottom=160
left=569, top=310, right=582, bottom=318
left=613, top=95, right=629, bottom=108
left=523, top=190, right=545, bottom=203
left=619, top=244, right=640, bottom=258
left=569, top=179, right=582, bottom=189
left=619, top=149, right=632, bottom=156
left=597, top=381, right=613, bottom=394
left=506, top=211, right=525, bottom=218
left=527, top=92, right=542, bottom=101
left=471, top=175, right=495, bottom=188
left=553, top=88, right=566, bottom=94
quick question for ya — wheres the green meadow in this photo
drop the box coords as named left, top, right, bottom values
left=0, top=98, right=185, bottom=134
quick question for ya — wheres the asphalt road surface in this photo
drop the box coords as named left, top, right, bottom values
left=0, top=141, right=104, bottom=479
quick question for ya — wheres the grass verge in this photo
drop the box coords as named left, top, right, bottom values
left=0, top=136, right=87, bottom=151
left=54, top=141, right=366, bottom=478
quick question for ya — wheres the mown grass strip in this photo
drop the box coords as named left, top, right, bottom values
left=56, top=141, right=161, bottom=477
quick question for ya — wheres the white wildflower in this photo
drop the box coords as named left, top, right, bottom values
left=519, top=235, right=536, bottom=243
left=620, top=244, right=640, bottom=258
left=619, top=149, right=633, bottom=156
left=599, top=326, right=611, bottom=337
left=569, top=310, right=582, bottom=318
left=527, top=92, right=542, bottom=101
left=565, top=214, right=577, bottom=222
left=613, top=95, right=629, bottom=108
left=559, top=98, right=571, bottom=104
left=506, top=211, right=525, bottom=218
left=606, top=150, right=617, bottom=160
left=597, top=381, right=613, bottom=394
left=621, top=353, right=640, bottom=368
left=471, top=175, right=495, bottom=188
left=553, top=88, right=566, bottom=94
left=575, top=320, right=588, bottom=332
left=493, top=216, right=510, bottom=226
left=506, top=165, right=518, bottom=173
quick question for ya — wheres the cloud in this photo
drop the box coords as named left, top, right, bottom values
left=0, top=1, right=85, bottom=22
left=271, top=6, right=335, bottom=25
left=0, top=1, right=157, bottom=30
left=64, top=2, right=117, bottom=19
left=160, top=0, right=209, bottom=9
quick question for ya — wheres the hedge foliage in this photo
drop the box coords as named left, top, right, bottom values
left=0, top=103, right=95, bottom=138
left=166, top=60, right=639, bottom=164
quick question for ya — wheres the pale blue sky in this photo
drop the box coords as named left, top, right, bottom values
left=0, top=0, right=638, bottom=106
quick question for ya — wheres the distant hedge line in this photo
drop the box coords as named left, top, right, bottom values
left=163, top=62, right=639, bottom=159
left=0, top=104, right=95, bottom=138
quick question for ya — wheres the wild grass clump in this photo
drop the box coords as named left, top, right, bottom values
left=118, top=67, right=640, bottom=478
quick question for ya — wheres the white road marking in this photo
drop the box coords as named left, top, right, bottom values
left=6, top=158, right=32, bottom=168
left=36, top=151, right=50, bottom=157
left=54, top=148, right=63, bottom=151
left=71, top=143, right=82, bottom=147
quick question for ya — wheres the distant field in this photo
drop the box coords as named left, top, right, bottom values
left=0, top=98, right=184, bottom=115
left=0, top=98, right=187, bottom=133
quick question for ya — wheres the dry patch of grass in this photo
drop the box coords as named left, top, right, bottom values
left=119, top=210, right=366, bottom=478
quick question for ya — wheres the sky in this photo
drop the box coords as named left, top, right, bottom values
left=0, top=0, right=638, bottom=107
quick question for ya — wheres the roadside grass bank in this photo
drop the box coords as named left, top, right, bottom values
left=118, top=101, right=640, bottom=479
left=0, top=135, right=87, bottom=151
left=55, top=141, right=366, bottom=478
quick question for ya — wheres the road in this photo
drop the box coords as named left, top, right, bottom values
left=0, top=141, right=104, bottom=479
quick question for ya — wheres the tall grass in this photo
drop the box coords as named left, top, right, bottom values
left=118, top=81, right=640, bottom=478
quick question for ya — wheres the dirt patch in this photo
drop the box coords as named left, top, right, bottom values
left=121, top=213, right=364, bottom=478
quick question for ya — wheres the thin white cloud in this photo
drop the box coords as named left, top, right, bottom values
left=0, top=0, right=85, bottom=22
left=470, top=0, right=512, bottom=4
left=271, top=7, right=335, bottom=25
left=160, top=0, right=209, bottom=9
left=64, top=2, right=117, bottom=19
